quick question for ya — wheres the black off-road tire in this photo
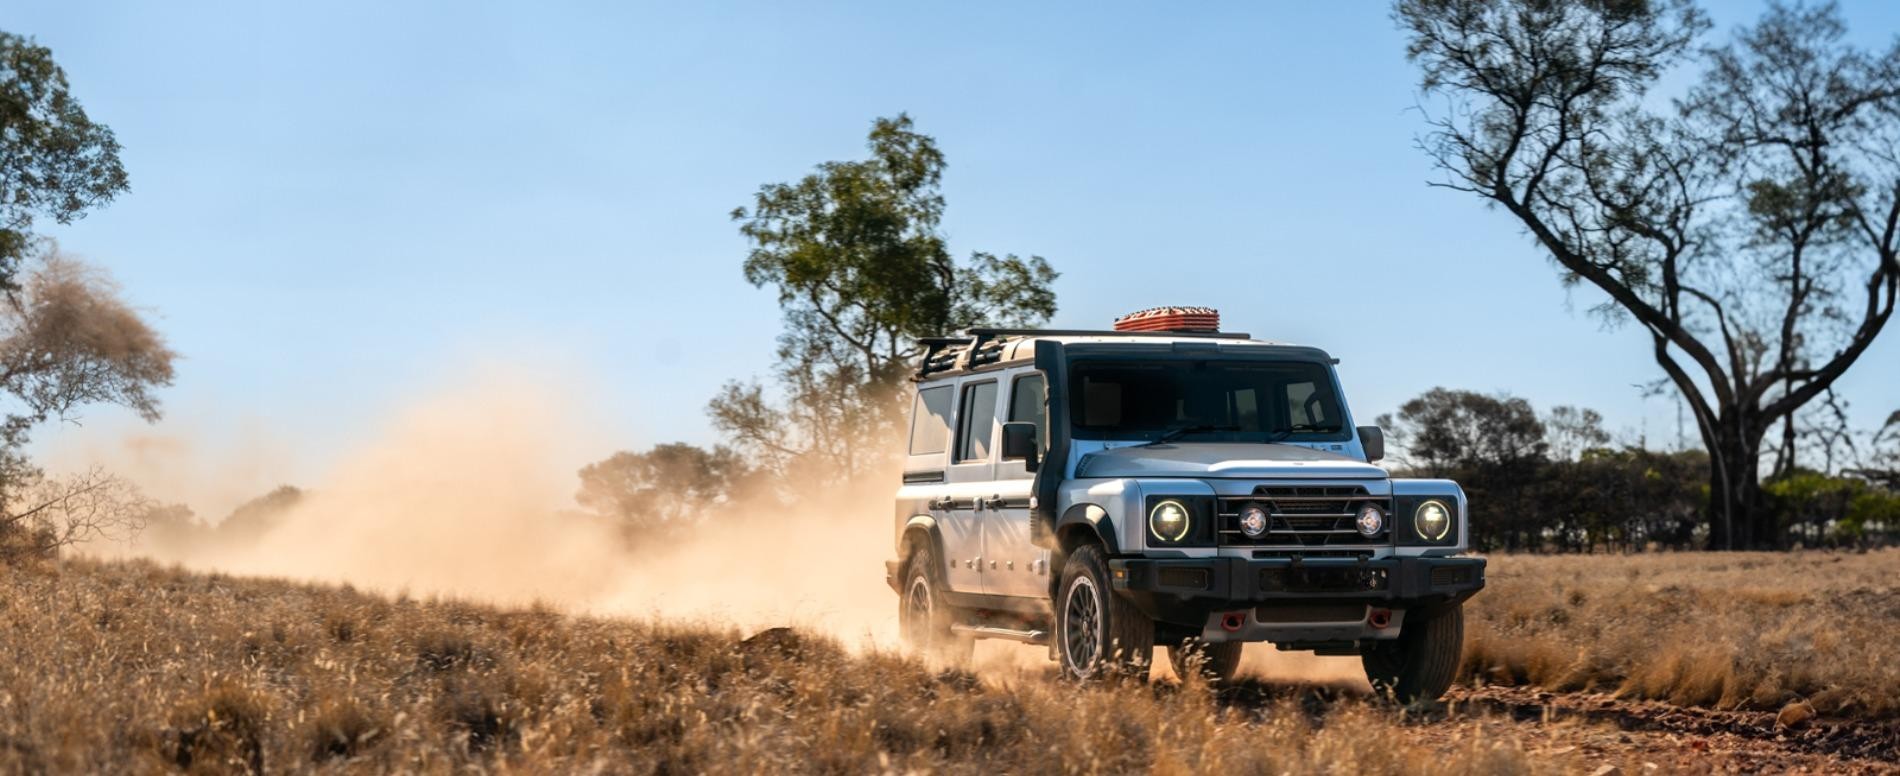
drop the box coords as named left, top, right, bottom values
left=1168, top=639, right=1244, bottom=684
left=1361, top=603, right=1464, bottom=703
left=1054, top=545, right=1154, bottom=681
left=899, top=543, right=972, bottom=662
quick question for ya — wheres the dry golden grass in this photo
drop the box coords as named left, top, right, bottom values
left=0, top=558, right=1582, bottom=775
left=1464, top=549, right=1900, bottom=719
left=8, top=552, right=1892, bottom=773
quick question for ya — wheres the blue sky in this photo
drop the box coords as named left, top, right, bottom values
left=11, top=1, right=1900, bottom=491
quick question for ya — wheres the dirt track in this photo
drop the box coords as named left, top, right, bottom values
left=1174, top=679, right=1900, bottom=774
left=1442, top=685, right=1900, bottom=774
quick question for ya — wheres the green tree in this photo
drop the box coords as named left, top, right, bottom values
left=1376, top=388, right=1547, bottom=477
left=1396, top=1, right=1900, bottom=549
left=1378, top=388, right=1549, bottom=550
left=714, top=114, right=1057, bottom=485
left=1545, top=405, right=1612, bottom=462
left=575, top=444, right=754, bottom=536
left=0, top=33, right=128, bottom=291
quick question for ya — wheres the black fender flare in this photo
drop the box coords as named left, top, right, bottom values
left=898, top=514, right=944, bottom=560
left=889, top=515, right=946, bottom=594
left=1056, top=503, right=1118, bottom=555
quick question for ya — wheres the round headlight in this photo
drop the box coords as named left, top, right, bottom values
left=1238, top=504, right=1269, bottom=538
left=1414, top=499, right=1452, bottom=541
left=1149, top=499, right=1191, bottom=543
left=1355, top=503, right=1385, bottom=537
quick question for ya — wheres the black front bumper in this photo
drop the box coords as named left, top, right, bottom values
left=1109, top=554, right=1486, bottom=627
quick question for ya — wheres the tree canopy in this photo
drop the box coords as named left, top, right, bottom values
left=575, top=443, right=753, bottom=537
left=1396, top=0, right=1900, bottom=548
left=0, top=33, right=128, bottom=291
left=714, top=114, right=1057, bottom=485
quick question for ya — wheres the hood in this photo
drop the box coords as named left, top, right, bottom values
left=1074, top=442, right=1388, bottom=480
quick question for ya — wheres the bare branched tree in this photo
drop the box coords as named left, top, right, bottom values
left=0, top=467, right=150, bottom=561
left=0, top=248, right=174, bottom=488
left=0, top=249, right=174, bottom=557
left=1546, top=405, right=1613, bottom=462
left=1397, top=0, right=1900, bottom=548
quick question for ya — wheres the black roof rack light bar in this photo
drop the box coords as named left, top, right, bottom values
left=913, top=327, right=1255, bottom=379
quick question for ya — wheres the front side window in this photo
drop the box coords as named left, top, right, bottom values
left=956, top=381, right=999, bottom=462
left=1009, top=373, right=1047, bottom=450
left=1069, top=359, right=1349, bottom=442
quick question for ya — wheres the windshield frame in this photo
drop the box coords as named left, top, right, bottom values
left=1065, top=356, right=1355, bottom=444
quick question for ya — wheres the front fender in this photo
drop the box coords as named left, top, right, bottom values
left=1057, top=503, right=1118, bottom=555
left=888, top=514, right=945, bottom=593
left=897, top=513, right=943, bottom=557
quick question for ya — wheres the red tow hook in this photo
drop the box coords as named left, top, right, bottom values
left=1368, top=608, right=1393, bottom=630
left=1219, top=612, right=1246, bottom=632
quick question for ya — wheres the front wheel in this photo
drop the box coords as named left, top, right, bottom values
left=1055, top=545, right=1154, bottom=681
left=1361, top=603, right=1464, bottom=703
left=1168, top=640, right=1244, bottom=684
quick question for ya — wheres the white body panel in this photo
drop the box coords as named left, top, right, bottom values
left=893, top=332, right=1470, bottom=603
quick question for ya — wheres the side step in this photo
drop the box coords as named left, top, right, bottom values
left=951, top=624, right=1048, bottom=645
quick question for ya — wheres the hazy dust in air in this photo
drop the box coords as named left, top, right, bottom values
left=71, top=366, right=1368, bottom=684
left=67, top=370, right=904, bottom=647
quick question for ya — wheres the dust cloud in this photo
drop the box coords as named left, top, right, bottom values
left=72, top=370, right=1368, bottom=685
left=76, top=372, right=905, bottom=647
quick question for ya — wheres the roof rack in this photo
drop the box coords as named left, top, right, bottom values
left=914, top=327, right=1255, bottom=379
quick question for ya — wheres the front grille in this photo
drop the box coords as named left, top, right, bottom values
left=1218, top=485, right=1392, bottom=547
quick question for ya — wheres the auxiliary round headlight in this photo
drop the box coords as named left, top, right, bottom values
left=1355, top=503, right=1385, bottom=537
left=1149, top=499, right=1191, bottom=543
left=1238, top=504, right=1269, bottom=539
left=1414, top=499, right=1452, bottom=541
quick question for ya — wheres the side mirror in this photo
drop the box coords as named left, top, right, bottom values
left=1001, top=422, right=1040, bottom=472
left=1358, top=426, right=1385, bottom=463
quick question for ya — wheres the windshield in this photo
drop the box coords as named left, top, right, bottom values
left=1068, top=359, right=1351, bottom=442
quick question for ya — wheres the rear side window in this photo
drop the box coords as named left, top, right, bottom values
left=956, top=381, right=999, bottom=462
left=908, top=385, right=953, bottom=455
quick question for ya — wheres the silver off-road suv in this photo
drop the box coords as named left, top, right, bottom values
left=885, top=316, right=1485, bottom=699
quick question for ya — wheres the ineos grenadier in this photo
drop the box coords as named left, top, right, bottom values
left=885, top=308, right=1485, bottom=700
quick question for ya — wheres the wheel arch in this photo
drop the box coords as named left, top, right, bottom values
left=899, top=514, right=945, bottom=567
left=1050, top=503, right=1117, bottom=600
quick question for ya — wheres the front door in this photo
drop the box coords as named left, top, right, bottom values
left=982, top=371, right=1052, bottom=598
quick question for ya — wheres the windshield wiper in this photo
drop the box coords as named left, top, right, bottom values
left=1264, top=423, right=1341, bottom=444
left=1142, top=424, right=1239, bottom=447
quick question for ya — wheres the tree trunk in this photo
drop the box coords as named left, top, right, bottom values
left=1705, top=425, right=1770, bottom=550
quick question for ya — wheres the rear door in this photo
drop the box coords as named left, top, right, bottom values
left=945, top=378, right=1000, bottom=594
left=982, top=369, right=1052, bottom=598
left=898, top=382, right=969, bottom=587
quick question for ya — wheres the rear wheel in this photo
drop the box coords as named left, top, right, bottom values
left=1361, top=603, right=1463, bottom=703
left=1054, top=545, right=1153, bottom=681
left=1168, top=639, right=1244, bottom=684
left=899, top=543, right=971, bottom=662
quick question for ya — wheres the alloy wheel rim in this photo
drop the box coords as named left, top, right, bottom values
left=905, top=575, right=933, bottom=646
left=1063, top=576, right=1102, bottom=674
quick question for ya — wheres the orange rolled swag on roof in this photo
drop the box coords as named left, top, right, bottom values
left=1111, top=306, right=1221, bottom=333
